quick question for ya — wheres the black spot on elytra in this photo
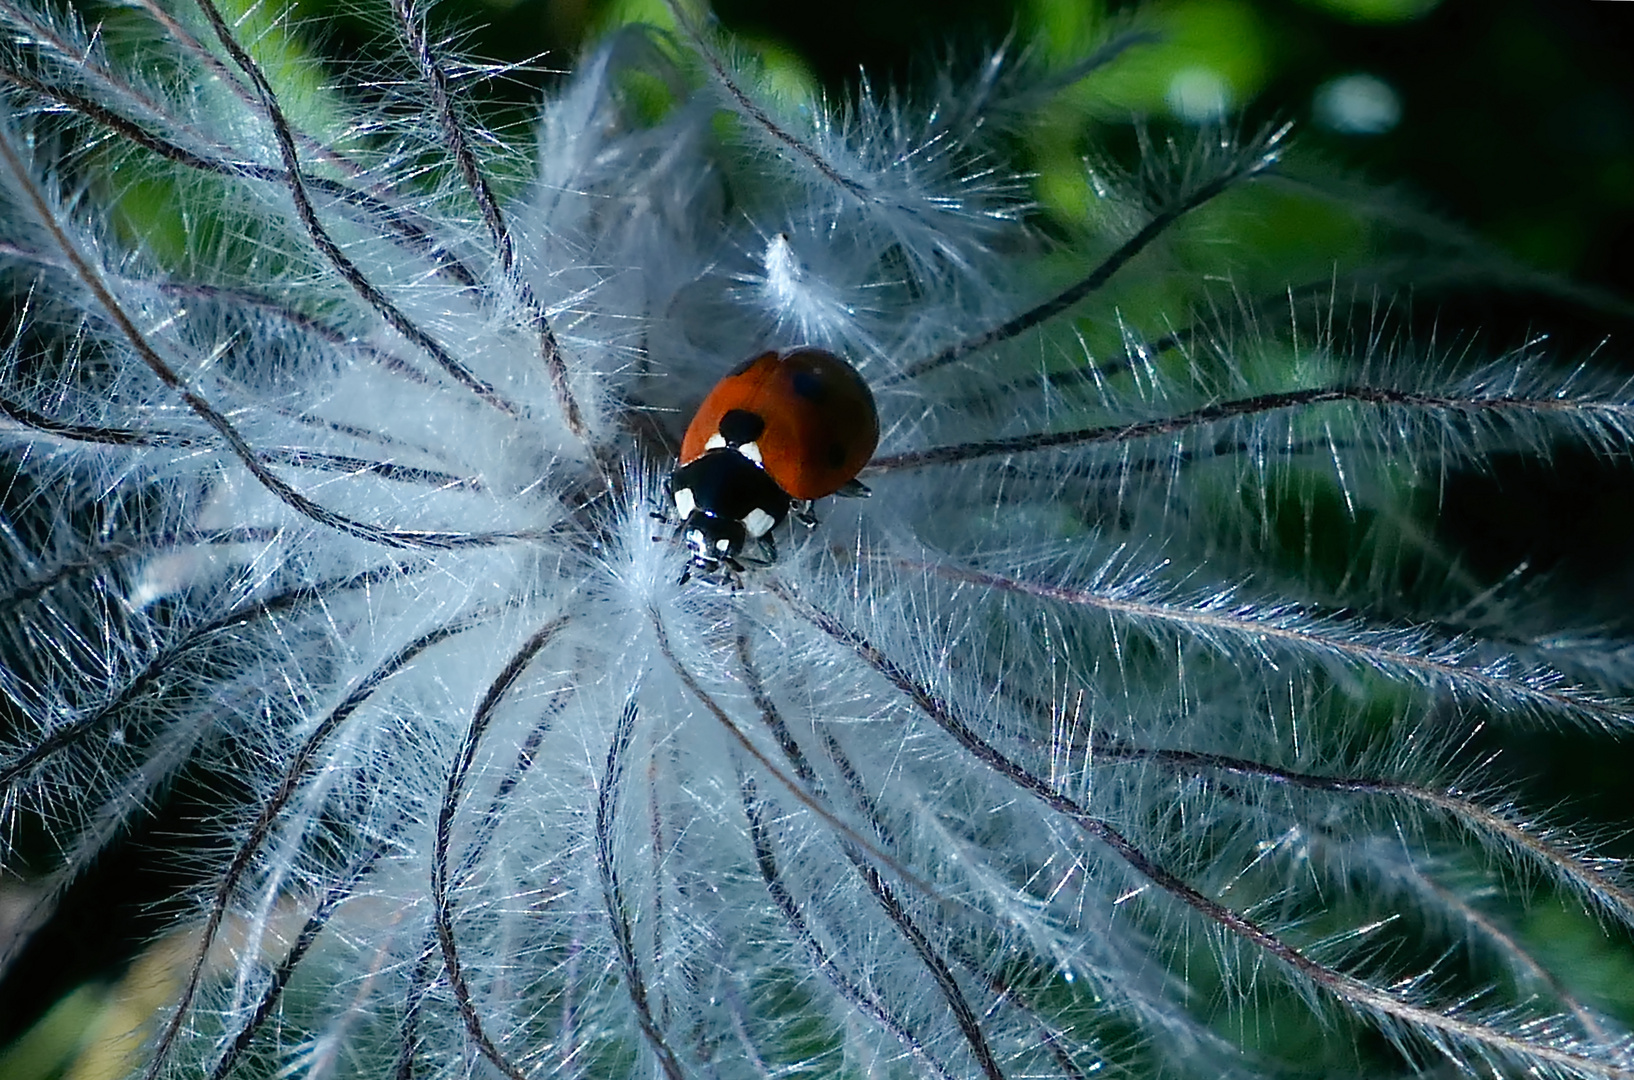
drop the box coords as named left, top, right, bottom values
left=791, top=370, right=827, bottom=402
left=827, top=442, right=847, bottom=468
left=719, top=409, right=766, bottom=446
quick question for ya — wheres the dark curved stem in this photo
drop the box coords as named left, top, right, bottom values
left=431, top=616, right=569, bottom=1080
left=0, top=121, right=542, bottom=550
left=739, top=775, right=960, bottom=1080
left=890, top=133, right=1285, bottom=384
left=868, top=385, right=1454, bottom=472
left=0, top=63, right=482, bottom=291
left=393, top=940, right=440, bottom=1080
left=0, top=527, right=284, bottom=613
left=1089, top=734, right=1634, bottom=927
left=141, top=608, right=492, bottom=1080
left=207, top=835, right=394, bottom=1080
left=0, top=562, right=417, bottom=792
left=734, top=634, right=1007, bottom=1080
left=771, top=582, right=1634, bottom=1080
left=1, top=392, right=477, bottom=488
left=390, top=0, right=594, bottom=450
left=191, top=0, right=522, bottom=419
left=651, top=610, right=932, bottom=898
left=670, top=2, right=867, bottom=201
left=893, top=558, right=1631, bottom=727
left=595, top=691, right=687, bottom=1080
left=0, top=387, right=197, bottom=448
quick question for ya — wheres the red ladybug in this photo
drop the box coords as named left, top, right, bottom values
left=669, top=347, right=879, bottom=580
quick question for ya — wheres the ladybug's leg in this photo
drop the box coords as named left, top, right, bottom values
left=835, top=479, right=871, bottom=498
left=651, top=513, right=686, bottom=548
left=651, top=473, right=678, bottom=535
left=792, top=500, right=819, bottom=528
left=740, top=531, right=778, bottom=567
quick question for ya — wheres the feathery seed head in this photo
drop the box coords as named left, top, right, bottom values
left=1, top=2, right=1633, bottom=1079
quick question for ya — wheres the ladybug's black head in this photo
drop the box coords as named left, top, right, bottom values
left=669, top=446, right=792, bottom=584
left=679, top=511, right=748, bottom=578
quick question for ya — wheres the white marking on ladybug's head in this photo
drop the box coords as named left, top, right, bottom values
left=705, top=433, right=727, bottom=451
left=735, top=440, right=763, bottom=465
left=742, top=506, right=776, bottom=538
left=673, top=487, right=696, bottom=519
left=715, top=536, right=732, bottom=551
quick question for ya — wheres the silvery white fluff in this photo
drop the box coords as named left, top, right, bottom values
left=1, top=0, right=1634, bottom=1077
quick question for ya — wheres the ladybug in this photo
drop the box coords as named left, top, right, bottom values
left=668, top=347, right=880, bottom=582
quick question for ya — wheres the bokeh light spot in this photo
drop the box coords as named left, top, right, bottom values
left=1060, top=0, right=1268, bottom=120
left=1313, top=73, right=1402, bottom=135
left=1167, top=66, right=1231, bottom=121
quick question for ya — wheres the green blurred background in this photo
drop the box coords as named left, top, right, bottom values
left=4, top=0, right=1634, bottom=1075
left=489, top=0, right=1634, bottom=305
left=200, top=0, right=1634, bottom=310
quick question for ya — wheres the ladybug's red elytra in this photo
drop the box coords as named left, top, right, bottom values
left=668, top=347, right=880, bottom=581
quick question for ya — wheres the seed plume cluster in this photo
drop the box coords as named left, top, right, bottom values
left=1, top=2, right=1633, bottom=1078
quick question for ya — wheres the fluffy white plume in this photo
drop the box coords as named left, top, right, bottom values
left=1, top=2, right=1633, bottom=1079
